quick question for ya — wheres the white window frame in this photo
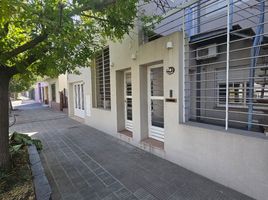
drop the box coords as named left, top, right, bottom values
left=217, top=81, right=248, bottom=108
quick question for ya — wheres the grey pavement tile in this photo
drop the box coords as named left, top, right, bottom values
left=51, top=191, right=62, bottom=200
left=167, top=184, right=209, bottom=200
left=94, top=167, right=106, bottom=175
left=71, top=177, right=91, bottom=189
left=96, top=186, right=116, bottom=199
left=114, top=188, right=132, bottom=200
left=96, top=182, right=123, bottom=199
left=98, top=172, right=112, bottom=180
left=125, top=195, right=139, bottom=200
left=68, top=170, right=81, bottom=180
left=133, top=188, right=156, bottom=200
left=80, top=189, right=100, bottom=200
left=85, top=160, right=100, bottom=170
left=102, top=193, right=119, bottom=200
left=11, top=104, right=254, bottom=200
left=107, top=182, right=124, bottom=192
left=61, top=192, right=83, bottom=200
left=102, top=176, right=117, bottom=186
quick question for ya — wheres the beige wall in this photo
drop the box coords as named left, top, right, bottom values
left=46, top=78, right=59, bottom=103
left=58, top=74, right=68, bottom=92
left=67, top=67, right=91, bottom=118
left=66, top=31, right=268, bottom=200
left=46, top=73, right=68, bottom=104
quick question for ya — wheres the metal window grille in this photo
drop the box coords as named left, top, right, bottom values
left=142, top=0, right=268, bottom=135
left=51, top=83, right=56, bottom=102
left=75, top=85, right=77, bottom=108
left=95, top=47, right=111, bottom=110
left=81, top=84, right=84, bottom=110
left=183, top=0, right=268, bottom=134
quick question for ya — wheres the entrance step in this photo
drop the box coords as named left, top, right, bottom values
left=141, top=137, right=164, bottom=149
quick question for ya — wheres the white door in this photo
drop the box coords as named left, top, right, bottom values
left=124, top=71, right=133, bottom=132
left=74, top=83, right=85, bottom=118
left=148, top=65, right=165, bottom=141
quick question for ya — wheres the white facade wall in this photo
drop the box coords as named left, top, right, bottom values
left=33, top=82, right=48, bottom=103
left=67, top=31, right=268, bottom=200
left=46, top=74, right=68, bottom=111
left=46, top=78, right=60, bottom=103
left=67, top=67, right=91, bottom=120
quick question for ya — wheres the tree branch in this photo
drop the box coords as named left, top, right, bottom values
left=80, top=13, right=109, bottom=22
left=0, top=65, right=18, bottom=77
left=81, top=13, right=132, bottom=26
left=0, top=22, right=9, bottom=38
left=1, top=34, right=48, bottom=62
left=69, top=0, right=116, bottom=16
left=94, top=0, right=116, bottom=9
left=15, top=55, right=38, bottom=72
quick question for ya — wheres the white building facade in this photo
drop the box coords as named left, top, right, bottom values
left=67, top=1, right=268, bottom=199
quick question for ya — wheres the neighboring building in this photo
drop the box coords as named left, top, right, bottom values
left=31, top=82, right=49, bottom=104
left=187, top=25, right=268, bottom=133
left=45, top=74, right=68, bottom=113
left=66, top=1, right=268, bottom=200
left=68, top=67, right=90, bottom=119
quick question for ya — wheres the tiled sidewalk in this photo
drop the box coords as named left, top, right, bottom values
left=11, top=102, right=254, bottom=200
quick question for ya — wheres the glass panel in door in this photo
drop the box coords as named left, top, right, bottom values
left=74, top=83, right=85, bottom=118
left=151, top=100, right=164, bottom=128
left=149, top=66, right=164, bottom=141
left=125, top=71, right=133, bottom=131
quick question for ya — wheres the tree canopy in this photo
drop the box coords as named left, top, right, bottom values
left=0, top=0, right=141, bottom=78
left=9, top=74, right=36, bottom=93
left=0, top=0, right=173, bottom=169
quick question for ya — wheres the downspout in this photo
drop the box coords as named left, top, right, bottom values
left=185, top=7, right=193, bottom=37
left=230, top=0, right=234, bottom=28
left=197, top=0, right=201, bottom=34
left=247, top=1, right=265, bottom=130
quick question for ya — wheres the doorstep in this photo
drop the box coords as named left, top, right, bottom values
left=70, top=115, right=85, bottom=124
left=118, top=129, right=133, bottom=138
left=141, top=137, right=164, bottom=150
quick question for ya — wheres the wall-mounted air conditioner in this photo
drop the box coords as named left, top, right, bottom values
left=196, top=44, right=218, bottom=60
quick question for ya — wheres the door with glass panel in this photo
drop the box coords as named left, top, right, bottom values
left=124, top=71, right=133, bottom=132
left=74, top=82, right=85, bottom=118
left=148, top=65, right=164, bottom=141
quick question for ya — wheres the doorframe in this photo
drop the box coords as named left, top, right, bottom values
left=73, top=82, right=85, bottom=118
left=124, top=70, right=133, bottom=132
left=147, top=64, right=165, bottom=142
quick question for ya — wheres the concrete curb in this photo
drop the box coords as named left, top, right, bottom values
left=28, top=145, right=52, bottom=200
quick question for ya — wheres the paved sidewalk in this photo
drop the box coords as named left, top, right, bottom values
left=11, top=102, right=254, bottom=200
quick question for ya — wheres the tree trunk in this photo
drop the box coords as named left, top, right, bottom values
left=0, top=71, right=11, bottom=169
left=9, top=92, right=13, bottom=113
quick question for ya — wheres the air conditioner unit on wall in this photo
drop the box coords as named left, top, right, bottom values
left=196, top=44, right=218, bottom=60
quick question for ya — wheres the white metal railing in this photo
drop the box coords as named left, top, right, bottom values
left=142, top=0, right=268, bottom=135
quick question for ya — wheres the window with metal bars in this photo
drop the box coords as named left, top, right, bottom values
left=183, top=0, right=268, bottom=134
left=51, top=83, right=56, bottom=102
left=95, top=47, right=111, bottom=110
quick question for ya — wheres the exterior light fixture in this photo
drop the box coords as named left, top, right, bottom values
left=166, top=66, right=175, bottom=75
left=166, top=41, right=173, bottom=49
left=131, top=53, right=137, bottom=60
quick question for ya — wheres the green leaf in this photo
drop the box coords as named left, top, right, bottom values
left=9, top=144, right=23, bottom=155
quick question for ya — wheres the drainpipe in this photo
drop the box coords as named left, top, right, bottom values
left=230, top=0, right=234, bottom=29
left=197, top=0, right=201, bottom=34
left=185, top=4, right=194, bottom=37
